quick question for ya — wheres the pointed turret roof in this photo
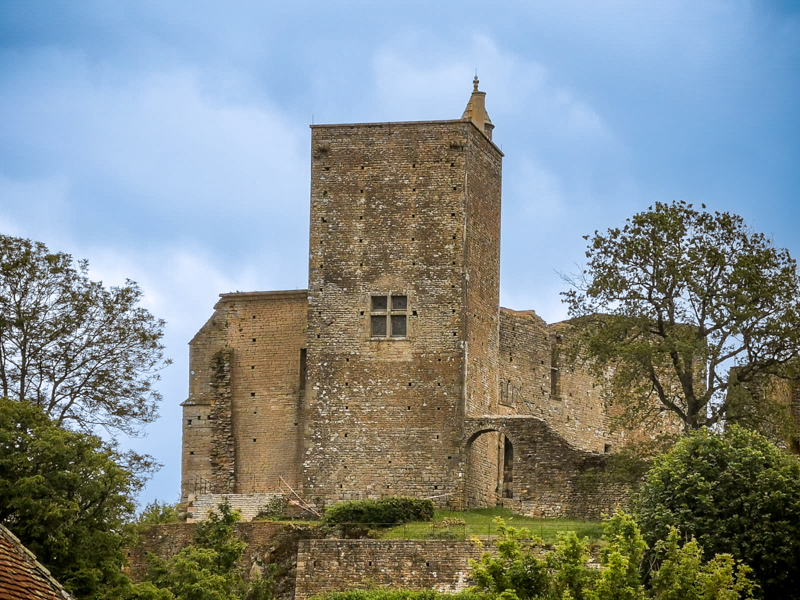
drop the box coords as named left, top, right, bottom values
left=461, top=75, right=494, bottom=140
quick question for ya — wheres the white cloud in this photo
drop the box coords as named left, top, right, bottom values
left=0, top=174, right=73, bottom=241
left=370, top=34, right=619, bottom=151
left=0, top=52, right=309, bottom=226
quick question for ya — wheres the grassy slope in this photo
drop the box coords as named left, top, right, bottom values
left=377, top=507, right=603, bottom=543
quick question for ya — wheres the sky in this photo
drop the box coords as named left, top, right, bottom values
left=1, top=1, right=799, bottom=509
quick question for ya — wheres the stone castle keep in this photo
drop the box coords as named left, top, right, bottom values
left=180, top=80, right=664, bottom=520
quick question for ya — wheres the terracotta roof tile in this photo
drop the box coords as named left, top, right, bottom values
left=0, top=524, right=74, bottom=600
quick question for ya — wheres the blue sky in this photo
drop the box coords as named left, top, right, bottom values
left=1, top=1, right=799, bottom=508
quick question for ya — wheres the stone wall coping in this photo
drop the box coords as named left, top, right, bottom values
left=310, top=118, right=466, bottom=129
left=310, top=119, right=504, bottom=156
left=500, top=307, right=541, bottom=317
left=217, top=289, right=308, bottom=301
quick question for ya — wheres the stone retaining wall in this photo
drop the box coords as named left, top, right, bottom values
left=295, top=540, right=486, bottom=600
left=127, top=521, right=287, bottom=582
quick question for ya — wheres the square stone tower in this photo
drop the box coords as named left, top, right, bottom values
left=302, top=79, right=504, bottom=505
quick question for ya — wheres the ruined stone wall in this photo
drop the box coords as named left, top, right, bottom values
left=548, top=323, right=613, bottom=453
left=182, top=311, right=228, bottom=497
left=464, top=416, right=629, bottom=519
left=181, top=291, right=307, bottom=502
left=126, top=522, right=289, bottom=582
left=226, top=292, right=307, bottom=493
left=498, top=309, right=552, bottom=415
left=295, top=540, right=485, bottom=600
left=303, top=120, right=494, bottom=507
left=465, top=432, right=502, bottom=507
left=498, top=311, right=613, bottom=453
left=181, top=402, right=215, bottom=498
left=497, top=311, right=642, bottom=454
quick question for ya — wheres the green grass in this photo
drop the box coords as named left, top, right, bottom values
left=375, top=507, right=604, bottom=543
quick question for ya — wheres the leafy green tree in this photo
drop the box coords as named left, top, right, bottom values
left=548, top=531, right=594, bottom=600
left=470, top=519, right=599, bottom=600
left=649, top=529, right=754, bottom=600
left=587, top=512, right=648, bottom=600
left=562, top=201, right=800, bottom=434
left=0, top=234, right=170, bottom=437
left=469, top=513, right=753, bottom=600
left=0, top=397, right=152, bottom=599
left=136, top=500, right=181, bottom=528
left=131, top=501, right=273, bottom=600
left=470, top=519, right=554, bottom=600
left=636, top=426, right=800, bottom=598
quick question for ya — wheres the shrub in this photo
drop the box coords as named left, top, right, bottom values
left=635, top=426, right=800, bottom=599
left=470, top=513, right=752, bottom=600
left=136, top=500, right=181, bottom=528
left=322, top=497, right=434, bottom=525
left=255, top=495, right=289, bottom=521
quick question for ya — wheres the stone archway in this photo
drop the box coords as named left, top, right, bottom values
left=462, top=415, right=628, bottom=519
left=464, top=427, right=516, bottom=508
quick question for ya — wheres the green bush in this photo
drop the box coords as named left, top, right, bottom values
left=254, top=495, right=289, bottom=521
left=470, top=513, right=752, bottom=600
left=136, top=500, right=181, bottom=528
left=313, top=514, right=754, bottom=600
left=635, top=426, right=800, bottom=599
left=323, top=497, right=434, bottom=525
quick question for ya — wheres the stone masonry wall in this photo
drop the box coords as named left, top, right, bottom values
left=461, top=124, right=504, bottom=509
left=295, top=540, right=486, bottom=600
left=126, top=521, right=288, bottom=583
left=180, top=109, right=653, bottom=518
left=184, top=492, right=282, bottom=523
left=463, top=123, right=502, bottom=417
left=498, top=311, right=613, bottom=453
left=181, top=291, right=307, bottom=502
left=464, top=416, right=629, bottom=519
left=303, top=120, right=497, bottom=507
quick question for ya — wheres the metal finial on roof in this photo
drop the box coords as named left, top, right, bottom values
left=473, top=74, right=479, bottom=92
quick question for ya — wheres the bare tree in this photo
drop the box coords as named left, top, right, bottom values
left=0, top=234, right=170, bottom=437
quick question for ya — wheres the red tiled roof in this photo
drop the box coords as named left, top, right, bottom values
left=0, top=523, right=74, bottom=600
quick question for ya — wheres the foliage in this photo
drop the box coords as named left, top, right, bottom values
left=136, top=500, right=181, bottom=528
left=254, top=495, right=290, bottom=520
left=0, top=397, right=151, bottom=599
left=323, top=497, right=435, bottom=526
left=0, top=234, right=171, bottom=437
left=471, top=518, right=602, bottom=600
left=562, top=201, right=800, bottom=434
left=649, top=529, right=755, bottom=600
left=470, top=518, right=555, bottom=600
left=587, top=512, right=647, bottom=600
left=130, top=500, right=274, bottom=600
left=469, top=512, right=752, bottom=600
left=311, top=592, right=485, bottom=600
left=635, top=426, right=800, bottom=599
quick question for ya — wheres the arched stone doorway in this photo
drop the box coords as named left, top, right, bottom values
left=464, top=428, right=514, bottom=508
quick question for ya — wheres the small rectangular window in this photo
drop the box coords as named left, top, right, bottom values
left=370, top=293, right=408, bottom=339
left=372, top=296, right=387, bottom=311
left=391, top=314, right=407, bottom=337
left=371, top=315, right=387, bottom=337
